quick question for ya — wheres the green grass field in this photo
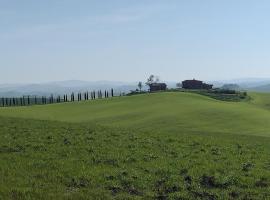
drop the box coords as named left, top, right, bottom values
left=0, top=92, right=270, bottom=199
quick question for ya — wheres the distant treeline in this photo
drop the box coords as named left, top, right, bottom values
left=0, top=89, right=118, bottom=107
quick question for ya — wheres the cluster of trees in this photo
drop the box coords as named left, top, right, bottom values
left=0, top=89, right=115, bottom=107
left=137, top=75, right=161, bottom=91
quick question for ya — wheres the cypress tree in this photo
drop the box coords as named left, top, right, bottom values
left=1, top=98, right=4, bottom=107
left=35, top=96, right=37, bottom=105
left=111, top=88, right=114, bottom=97
left=51, top=95, right=53, bottom=103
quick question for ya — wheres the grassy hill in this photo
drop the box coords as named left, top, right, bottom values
left=1, top=92, right=270, bottom=136
left=0, top=92, right=270, bottom=199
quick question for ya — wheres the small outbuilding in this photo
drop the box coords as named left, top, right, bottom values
left=182, top=79, right=213, bottom=90
left=149, top=83, right=167, bottom=92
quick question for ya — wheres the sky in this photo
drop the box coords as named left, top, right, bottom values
left=1, top=0, right=270, bottom=83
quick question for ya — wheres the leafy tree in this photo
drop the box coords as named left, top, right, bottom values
left=146, top=75, right=154, bottom=86
left=145, top=75, right=160, bottom=87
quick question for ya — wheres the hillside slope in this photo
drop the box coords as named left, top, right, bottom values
left=0, top=92, right=270, bottom=137
left=1, top=92, right=270, bottom=199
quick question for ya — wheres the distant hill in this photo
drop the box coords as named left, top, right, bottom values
left=1, top=78, right=270, bottom=97
left=0, top=80, right=139, bottom=97
left=250, top=84, right=270, bottom=92
left=0, top=80, right=180, bottom=97
left=211, top=78, right=270, bottom=91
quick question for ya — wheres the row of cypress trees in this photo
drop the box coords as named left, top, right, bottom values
left=0, top=89, right=115, bottom=107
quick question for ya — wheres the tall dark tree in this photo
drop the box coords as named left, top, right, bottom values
left=138, top=82, right=143, bottom=92
left=111, top=88, right=114, bottom=97
left=50, top=94, right=54, bottom=104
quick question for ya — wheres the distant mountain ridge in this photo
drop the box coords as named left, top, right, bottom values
left=250, top=84, right=270, bottom=92
left=0, top=80, right=139, bottom=97
left=1, top=78, right=270, bottom=97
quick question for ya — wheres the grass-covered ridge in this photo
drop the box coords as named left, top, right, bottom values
left=0, top=92, right=270, bottom=136
left=0, top=92, right=270, bottom=199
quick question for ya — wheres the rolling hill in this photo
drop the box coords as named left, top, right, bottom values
left=0, top=92, right=270, bottom=199
left=1, top=92, right=270, bottom=136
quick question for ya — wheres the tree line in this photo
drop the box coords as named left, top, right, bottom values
left=0, top=89, right=115, bottom=107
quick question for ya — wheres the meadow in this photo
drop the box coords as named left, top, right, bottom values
left=0, top=92, right=270, bottom=199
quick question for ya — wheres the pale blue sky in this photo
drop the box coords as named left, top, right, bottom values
left=1, top=0, right=270, bottom=83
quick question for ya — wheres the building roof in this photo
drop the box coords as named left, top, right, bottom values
left=182, top=79, right=203, bottom=83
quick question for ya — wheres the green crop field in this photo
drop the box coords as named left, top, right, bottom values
left=0, top=92, right=270, bottom=199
